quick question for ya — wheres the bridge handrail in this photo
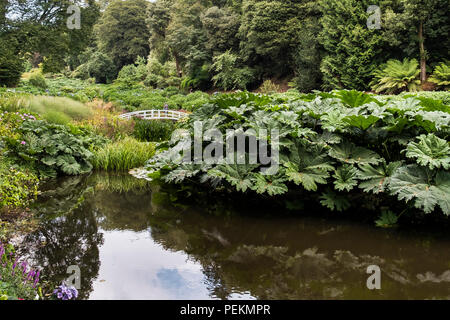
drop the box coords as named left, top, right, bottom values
left=118, top=109, right=189, bottom=120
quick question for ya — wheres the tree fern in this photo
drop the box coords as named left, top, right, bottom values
left=429, top=61, right=450, bottom=90
left=370, top=58, right=421, bottom=94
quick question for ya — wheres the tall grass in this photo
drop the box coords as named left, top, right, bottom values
left=0, top=93, right=30, bottom=112
left=92, top=137, right=155, bottom=171
left=27, top=96, right=93, bottom=125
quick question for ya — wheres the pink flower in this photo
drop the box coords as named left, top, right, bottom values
left=21, top=141, right=26, bottom=145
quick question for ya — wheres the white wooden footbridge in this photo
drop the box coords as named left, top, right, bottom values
left=118, top=109, right=189, bottom=121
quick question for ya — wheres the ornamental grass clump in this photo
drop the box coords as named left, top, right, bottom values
left=92, top=137, right=155, bottom=171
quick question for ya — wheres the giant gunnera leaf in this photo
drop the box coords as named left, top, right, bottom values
left=405, top=134, right=450, bottom=170
left=358, top=161, right=403, bottom=194
left=250, top=173, right=288, bottom=196
left=389, top=165, right=450, bottom=214
left=283, top=143, right=334, bottom=191
left=333, top=165, right=359, bottom=191
left=328, top=142, right=382, bottom=165
left=207, top=156, right=260, bottom=192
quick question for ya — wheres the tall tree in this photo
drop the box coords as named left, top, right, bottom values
left=95, top=0, right=150, bottom=69
left=146, top=0, right=174, bottom=63
left=238, top=0, right=302, bottom=77
left=201, top=6, right=240, bottom=54
left=319, top=0, right=385, bottom=90
left=165, top=0, right=210, bottom=77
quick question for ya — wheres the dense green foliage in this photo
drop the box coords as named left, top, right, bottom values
left=3, top=119, right=104, bottom=178
left=0, top=160, right=38, bottom=209
left=138, top=91, right=450, bottom=217
left=429, top=62, right=450, bottom=90
left=133, top=119, right=176, bottom=142
left=94, top=0, right=150, bottom=70
left=2, top=0, right=448, bottom=91
left=0, top=45, right=24, bottom=87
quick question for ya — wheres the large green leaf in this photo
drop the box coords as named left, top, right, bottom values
left=343, top=115, right=380, bottom=130
left=207, top=156, right=260, bottom=192
left=283, top=142, right=334, bottom=191
left=250, top=173, right=288, bottom=196
left=333, top=165, right=359, bottom=191
left=334, top=90, right=380, bottom=108
left=405, top=134, right=450, bottom=170
left=163, top=163, right=204, bottom=184
left=389, top=165, right=450, bottom=214
left=358, top=161, right=403, bottom=194
left=329, top=142, right=382, bottom=165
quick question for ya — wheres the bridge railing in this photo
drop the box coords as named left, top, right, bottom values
left=118, top=109, right=189, bottom=121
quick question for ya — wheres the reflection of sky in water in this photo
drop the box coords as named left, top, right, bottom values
left=89, top=230, right=219, bottom=300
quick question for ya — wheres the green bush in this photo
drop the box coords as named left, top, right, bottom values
left=74, top=52, right=117, bottom=84
left=144, top=56, right=179, bottom=89
left=117, top=57, right=147, bottom=85
left=28, top=71, right=47, bottom=89
left=92, top=137, right=155, bottom=171
left=133, top=119, right=175, bottom=142
left=258, top=80, right=280, bottom=94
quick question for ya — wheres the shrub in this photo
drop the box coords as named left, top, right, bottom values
left=144, top=56, right=179, bottom=89
left=258, top=80, right=280, bottom=94
left=80, top=112, right=135, bottom=141
left=429, top=62, right=450, bottom=90
left=139, top=92, right=450, bottom=218
left=117, top=64, right=139, bottom=84
left=28, top=70, right=47, bottom=89
left=133, top=119, right=175, bottom=142
left=370, top=58, right=421, bottom=94
left=74, top=52, right=116, bottom=84
left=92, top=137, right=155, bottom=171
left=117, top=57, right=147, bottom=86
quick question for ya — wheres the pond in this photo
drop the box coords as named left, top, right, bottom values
left=17, top=173, right=450, bottom=300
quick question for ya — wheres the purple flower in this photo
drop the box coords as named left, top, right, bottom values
left=53, top=283, right=78, bottom=300
left=21, top=141, right=26, bottom=145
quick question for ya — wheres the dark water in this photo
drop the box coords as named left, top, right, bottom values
left=19, top=173, right=450, bottom=300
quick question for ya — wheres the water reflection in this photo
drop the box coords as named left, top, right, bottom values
left=20, top=173, right=450, bottom=300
